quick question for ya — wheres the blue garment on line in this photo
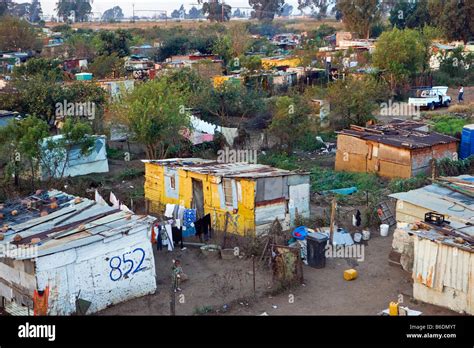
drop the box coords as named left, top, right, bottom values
left=183, top=209, right=197, bottom=227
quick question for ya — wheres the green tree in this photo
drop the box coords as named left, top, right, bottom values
left=13, top=57, right=63, bottom=82
left=326, top=77, right=389, bottom=129
left=113, top=77, right=190, bottom=159
left=56, top=0, right=92, bottom=22
left=389, top=0, right=431, bottom=29
left=373, top=28, right=427, bottom=95
left=249, top=0, right=285, bottom=21
left=0, top=116, right=49, bottom=189
left=428, top=0, right=474, bottom=42
left=199, top=0, right=231, bottom=22
left=268, top=95, right=311, bottom=152
left=0, top=15, right=41, bottom=51
left=335, top=0, right=382, bottom=39
left=94, top=29, right=131, bottom=57
left=297, top=0, right=334, bottom=18
left=88, top=53, right=124, bottom=79
left=101, top=6, right=124, bottom=22
left=42, top=118, right=94, bottom=179
left=194, top=82, right=268, bottom=126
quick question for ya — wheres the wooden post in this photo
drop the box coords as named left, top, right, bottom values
left=329, top=198, right=337, bottom=245
left=252, top=255, right=256, bottom=298
left=170, top=286, right=176, bottom=316
left=431, top=158, right=436, bottom=180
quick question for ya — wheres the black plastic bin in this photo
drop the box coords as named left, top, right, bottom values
left=306, top=232, right=329, bottom=268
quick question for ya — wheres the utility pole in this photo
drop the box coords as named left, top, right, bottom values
left=222, top=0, right=224, bottom=22
left=132, top=4, right=135, bottom=23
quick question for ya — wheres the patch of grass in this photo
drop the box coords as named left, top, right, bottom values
left=430, top=115, right=469, bottom=136
left=115, top=167, right=144, bottom=181
left=107, top=147, right=127, bottom=160
left=388, top=175, right=430, bottom=193
left=258, top=151, right=299, bottom=170
left=294, top=132, right=326, bottom=152
left=436, top=157, right=474, bottom=176
left=193, top=305, right=214, bottom=315
left=310, top=167, right=382, bottom=193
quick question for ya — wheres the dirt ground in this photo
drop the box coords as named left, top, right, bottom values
left=100, top=242, right=273, bottom=316
left=99, top=226, right=457, bottom=316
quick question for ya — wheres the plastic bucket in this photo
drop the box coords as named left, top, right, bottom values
left=353, top=233, right=362, bottom=243
left=362, top=230, right=370, bottom=241
left=380, top=224, right=389, bottom=237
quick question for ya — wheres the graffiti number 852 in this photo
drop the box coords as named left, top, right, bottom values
left=109, top=248, right=146, bottom=281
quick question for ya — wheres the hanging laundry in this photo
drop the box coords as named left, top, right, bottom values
left=164, top=224, right=174, bottom=251
left=182, top=225, right=196, bottom=238
left=120, top=203, right=134, bottom=214
left=183, top=209, right=197, bottom=226
left=94, top=190, right=108, bottom=206
left=151, top=224, right=157, bottom=244
left=195, top=214, right=211, bottom=239
left=33, top=287, right=50, bottom=316
left=172, top=227, right=184, bottom=249
left=109, top=192, right=120, bottom=209
left=164, top=204, right=175, bottom=218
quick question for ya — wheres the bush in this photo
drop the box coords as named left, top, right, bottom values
left=430, top=115, right=469, bottom=136
left=310, top=167, right=381, bottom=193
left=259, top=152, right=299, bottom=170
left=116, top=168, right=144, bottom=181
left=294, top=132, right=326, bottom=152
left=436, top=157, right=474, bottom=177
left=388, top=175, right=430, bottom=193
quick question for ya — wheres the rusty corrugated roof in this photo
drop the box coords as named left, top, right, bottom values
left=338, top=121, right=458, bottom=149
left=142, top=159, right=309, bottom=178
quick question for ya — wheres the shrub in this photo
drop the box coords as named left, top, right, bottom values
left=258, top=152, right=298, bottom=170
left=436, top=157, right=474, bottom=176
left=430, top=115, right=469, bottom=136
left=388, top=175, right=430, bottom=193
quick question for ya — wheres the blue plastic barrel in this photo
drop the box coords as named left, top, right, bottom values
left=460, top=125, right=474, bottom=159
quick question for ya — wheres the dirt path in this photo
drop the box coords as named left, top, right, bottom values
left=227, top=233, right=456, bottom=316
left=100, top=243, right=272, bottom=316
left=100, top=229, right=456, bottom=316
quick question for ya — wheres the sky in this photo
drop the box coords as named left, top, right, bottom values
left=38, top=0, right=303, bottom=18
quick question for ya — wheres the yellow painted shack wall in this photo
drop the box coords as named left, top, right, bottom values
left=262, top=57, right=302, bottom=69
left=144, top=163, right=256, bottom=236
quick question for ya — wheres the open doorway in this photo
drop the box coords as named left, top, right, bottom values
left=192, top=178, right=204, bottom=220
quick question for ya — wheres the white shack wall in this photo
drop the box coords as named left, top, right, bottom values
left=412, top=237, right=474, bottom=315
left=35, top=229, right=156, bottom=315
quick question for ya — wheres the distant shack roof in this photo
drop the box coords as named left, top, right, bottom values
left=338, top=121, right=458, bottom=150
left=142, top=158, right=308, bottom=178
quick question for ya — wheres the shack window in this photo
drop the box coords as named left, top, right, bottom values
left=223, top=179, right=233, bottom=207
left=169, top=175, right=176, bottom=190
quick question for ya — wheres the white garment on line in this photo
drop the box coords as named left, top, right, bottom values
left=164, top=224, right=174, bottom=251
left=165, top=204, right=175, bottom=218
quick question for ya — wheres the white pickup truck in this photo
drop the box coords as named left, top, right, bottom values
left=408, top=86, right=451, bottom=110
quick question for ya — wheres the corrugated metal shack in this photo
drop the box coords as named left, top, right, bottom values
left=389, top=176, right=474, bottom=314
left=0, top=190, right=156, bottom=315
left=143, top=158, right=310, bottom=236
left=335, top=121, right=458, bottom=178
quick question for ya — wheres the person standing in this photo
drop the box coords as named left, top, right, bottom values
left=458, top=85, right=464, bottom=103
left=171, top=259, right=188, bottom=292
